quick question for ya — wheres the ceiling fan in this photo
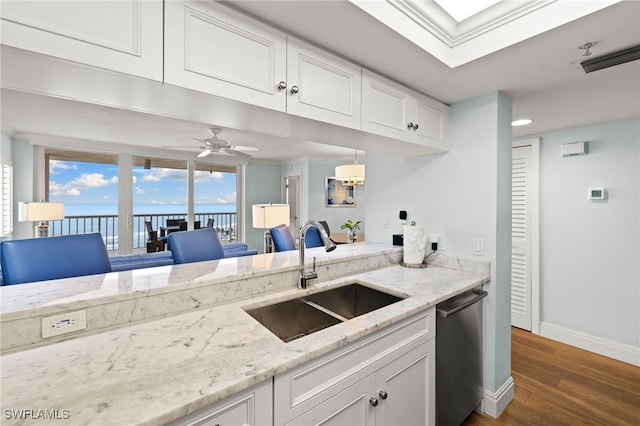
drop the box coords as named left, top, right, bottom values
left=194, top=127, right=258, bottom=159
left=165, top=127, right=258, bottom=159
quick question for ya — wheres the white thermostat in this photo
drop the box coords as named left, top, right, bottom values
left=588, top=187, right=607, bottom=200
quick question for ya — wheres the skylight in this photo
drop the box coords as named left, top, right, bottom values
left=433, top=0, right=502, bottom=22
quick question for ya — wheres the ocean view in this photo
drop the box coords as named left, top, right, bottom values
left=54, top=203, right=238, bottom=251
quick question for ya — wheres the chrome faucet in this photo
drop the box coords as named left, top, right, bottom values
left=299, top=221, right=337, bottom=289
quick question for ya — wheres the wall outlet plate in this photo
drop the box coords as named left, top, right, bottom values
left=42, top=310, right=87, bottom=338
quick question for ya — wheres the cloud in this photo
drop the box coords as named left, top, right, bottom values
left=49, top=160, right=77, bottom=174
left=215, top=192, right=236, bottom=203
left=135, top=187, right=145, bottom=195
left=194, top=170, right=224, bottom=182
left=50, top=172, right=116, bottom=197
left=140, top=168, right=188, bottom=183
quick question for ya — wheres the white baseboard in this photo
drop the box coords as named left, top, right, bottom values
left=539, top=322, right=640, bottom=366
left=482, top=376, right=514, bottom=418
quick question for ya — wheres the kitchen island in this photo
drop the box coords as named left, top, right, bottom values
left=0, top=243, right=490, bottom=425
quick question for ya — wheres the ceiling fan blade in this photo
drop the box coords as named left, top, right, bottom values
left=197, top=148, right=212, bottom=158
left=230, top=145, right=258, bottom=151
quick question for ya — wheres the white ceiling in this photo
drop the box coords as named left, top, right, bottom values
left=2, top=0, right=639, bottom=163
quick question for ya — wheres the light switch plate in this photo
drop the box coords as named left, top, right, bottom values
left=42, top=310, right=87, bottom=338
left=472, top=238, right=484, bottom=256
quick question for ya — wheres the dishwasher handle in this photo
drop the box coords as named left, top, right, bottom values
left=436, top=289, right=488, bottom=318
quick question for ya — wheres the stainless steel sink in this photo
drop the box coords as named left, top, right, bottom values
left=245, top=283, right=404, bottom=343
left=306, top=283, right=404, bottom=320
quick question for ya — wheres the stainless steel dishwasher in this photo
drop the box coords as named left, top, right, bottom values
left=436, top=288, right=488, bottom=426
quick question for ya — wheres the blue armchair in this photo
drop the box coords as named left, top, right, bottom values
left=168, top=227, right=225, bottom=264
left=270, top=224, right=296, bottom=252
left=0, top=233, right=112, bottom=285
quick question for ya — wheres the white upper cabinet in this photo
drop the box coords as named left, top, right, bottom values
left=0, top=0, right=163, bottom=81
left=286, top=37, right=362, bottom=130
left=164, top=0, right=287, bottom=112
left=362, top=69, right=449, bottom=151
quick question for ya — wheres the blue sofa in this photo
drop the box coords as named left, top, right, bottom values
left=0, top=233, right=257, bottom=285
left=109, top=242, right=256, bottom=272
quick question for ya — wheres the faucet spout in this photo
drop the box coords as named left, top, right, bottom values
left=299, top=221, right=336, bottom=289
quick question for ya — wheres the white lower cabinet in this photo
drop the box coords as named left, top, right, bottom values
left=275, top=309, right=436, bottom=426
left=168, top=380, right=272, bottom=426
left=285, top=340, right=434, bottom=426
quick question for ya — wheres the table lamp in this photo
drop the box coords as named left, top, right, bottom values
left=252, top=203, right=289, bottom=253
left=19, top=201, right=65, bottom=238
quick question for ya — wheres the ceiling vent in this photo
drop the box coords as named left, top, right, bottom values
left=581, top=45, right=640, bottom=73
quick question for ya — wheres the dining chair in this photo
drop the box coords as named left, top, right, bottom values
left=206, top=218, right=214, bottom=228
left=269, top=224, right=296, bottom=252
left=166, top=218, right=184, bottom=227
left=168, top=228, right=226, bottom=264
left=145, top=221, right=167, bottom=252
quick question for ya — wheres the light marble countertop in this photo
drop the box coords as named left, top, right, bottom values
left=0, top=246, right=490, bottom=425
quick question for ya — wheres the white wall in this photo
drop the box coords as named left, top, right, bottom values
left=531, top=118, right=639, bottom=356
left=365, top=92, right=513, bottom=403
left=244, top=162, right=282, bottom=252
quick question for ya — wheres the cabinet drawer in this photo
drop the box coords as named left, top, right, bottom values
left=274, top=308, right=434, bottom=424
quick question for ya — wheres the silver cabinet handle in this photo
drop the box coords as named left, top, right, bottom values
left=369, top=397, right=379, bottom=407
left=413, top=123, right=419, bottom=130
left=290, top=85, right=299, bottom=94
left=379, top=390, right=388, bottom=400
left=277, top=81, right=287, bottom=90
left=407, top=122, right=414, bottom=129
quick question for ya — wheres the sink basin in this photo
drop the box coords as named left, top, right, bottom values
left=306, top=284, right=404, bottom=320
left=245, top=283, right=404, bottom=343
left=246, top=297, right=342, bottom=343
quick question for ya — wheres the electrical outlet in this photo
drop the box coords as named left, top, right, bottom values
left=42, top=310, right=87, bottom=338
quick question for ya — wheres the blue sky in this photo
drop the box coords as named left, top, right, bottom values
left=49, top=160, right=237, bottom=205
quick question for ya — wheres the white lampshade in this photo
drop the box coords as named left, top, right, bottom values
left=335, top=163, right=365, bottom=185
left=252, top=204, right=290, bottom=229
left=19, top=202, right=65, bottom=222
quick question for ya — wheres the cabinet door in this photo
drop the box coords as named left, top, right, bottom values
left=286, top=375, right=375, bottom=426
left=375, top=340, right=435, bottom=426
left=361, top=69, right=412, bottom=140
left=412, top=95, right=449, bottom=149
left=286, top=37, right=361, bottom=129
left=0, top=0, right=163, bottom=81
left=164, top=1, right=287, bottom=112
left=167, top=380, right=272, bottom=426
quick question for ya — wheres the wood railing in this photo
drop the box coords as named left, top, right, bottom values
left=46, top=212, right=237, bottom=251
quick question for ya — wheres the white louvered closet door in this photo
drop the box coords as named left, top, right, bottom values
left=512, top=146, right=532, bottom=330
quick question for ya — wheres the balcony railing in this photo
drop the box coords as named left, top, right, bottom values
left=46, top=212, right=237, bottom=251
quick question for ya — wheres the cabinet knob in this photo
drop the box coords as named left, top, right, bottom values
left=413, top=123, right=419, bottom=130
left=290, top=85, right=300, bottom=94
left=379, top=390, right=388, bottom=400
left=369, top=397, right=379, bottom=407
left=407, top=122, right=414, bottom=130
left=277, top=81, right=287, bottom=90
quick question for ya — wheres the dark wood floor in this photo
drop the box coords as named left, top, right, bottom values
left=463, top=327, right=640, bottom=425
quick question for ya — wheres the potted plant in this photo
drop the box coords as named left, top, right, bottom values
left=340, top=219, right=361, bottom=243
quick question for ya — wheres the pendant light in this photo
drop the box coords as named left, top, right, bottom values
left=335, top=150, right=365, bottom=186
